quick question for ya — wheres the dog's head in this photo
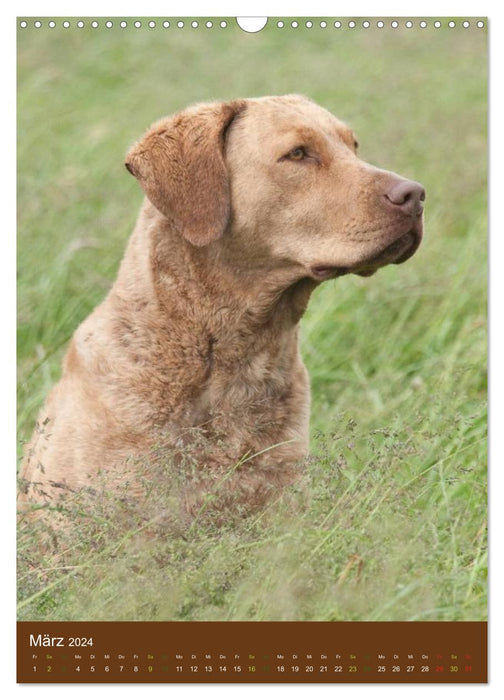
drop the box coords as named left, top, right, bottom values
left=125, top=95, right=424, bottom=281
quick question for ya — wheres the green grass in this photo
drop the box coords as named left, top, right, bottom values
left=17, top=18, right=487, bottom=621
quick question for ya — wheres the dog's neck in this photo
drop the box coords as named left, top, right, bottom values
left=142, top=207, right=318, bottom=337
left=112, top=204, right=315, bottom=428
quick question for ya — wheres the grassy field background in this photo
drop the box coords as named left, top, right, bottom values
left=17, top=18, right=487, bottom=621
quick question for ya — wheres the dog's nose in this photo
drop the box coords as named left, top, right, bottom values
left=384, top=179, right=425, bottom=217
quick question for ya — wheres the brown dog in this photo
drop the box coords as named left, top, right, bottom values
left=19, top=95, right=424, bottom=520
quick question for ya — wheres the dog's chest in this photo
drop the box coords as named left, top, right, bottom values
left=184, top=330, right=305, bottom=437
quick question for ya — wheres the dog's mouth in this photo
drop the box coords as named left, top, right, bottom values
left=354, top=227, right=421, bottom=277
left=311, top=224, right=422, bottom=281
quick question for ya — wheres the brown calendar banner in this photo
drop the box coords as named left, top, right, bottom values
left=17, top=15, right=487, bottom=687
left=17, top=621, right=487, bottom=683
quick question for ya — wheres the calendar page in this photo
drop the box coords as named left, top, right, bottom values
left=16, top=14, right=488, bottom=684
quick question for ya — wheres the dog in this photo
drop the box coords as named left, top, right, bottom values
left=19, top=95, right=424, bottom=521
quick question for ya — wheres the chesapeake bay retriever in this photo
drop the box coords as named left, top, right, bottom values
left=19, top=95, right=424, bottom=521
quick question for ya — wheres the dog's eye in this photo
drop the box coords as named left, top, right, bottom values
left=287, top=147, right=306, bottom=161
left=278, top=146, right=317, bottom=165
left=353, top=140, right=359, bottom=151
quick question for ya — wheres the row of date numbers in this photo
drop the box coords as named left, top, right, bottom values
left=35, top=664, right=472, bottom=674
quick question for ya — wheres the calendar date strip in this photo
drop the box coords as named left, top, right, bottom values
left=17, top=620, right=487, bottom=683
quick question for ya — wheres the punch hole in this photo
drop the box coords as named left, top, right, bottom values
left=477, top=21, right=484, bottom=28
left=149, top=21, right=156, bottom=28
left=334, top=21, right=341, bottom=29
left=463, top=21, right=470, bottom=28
left=135, top=21, right=142, bottom=28
left=277, top=21, right=284, bottom=28
left=291, top=20, right=299, bottom=28
left=449, top=21, right=455, bottom=28
left=220, top=21, right=227, bottom=28
left=434, top=21, right=441, bottom=28
left=20, top=20, right=27, bottom=28
left=121, top=21, right=128, bottom=28
left=164, top=21, right=170, bottom=28
left=106, top=21, right=113, bottom=29
left=348, top=21, right=356, bottom=29
left=205, top=21, right=212, bottom=28
left=391, top=20, right=399, bottom=28
left=91, top=21, right=99, bottom=28
left=362, top=21, right=370, bottom=28
left=77, top=20, right=84, bottom=28
left=420, top=21, right=427, bottom=28
left=237, top=17, right=267, bottom=33
left=48, top=21, right=56, bottom=28
left=192, top=21, right=198, bottom=28
left=377, top=21, right=384, bottom=28
left=320, top=21, right=327, bottom=28
left=406, top=21, right=413, bottom=28
left=306, top=21, right=313, bottom=28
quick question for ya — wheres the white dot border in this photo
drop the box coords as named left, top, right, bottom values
left=18, top=18, right=486, bottom=31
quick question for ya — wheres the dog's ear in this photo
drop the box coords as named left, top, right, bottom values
left=125, top=100, right=246, bottom=247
